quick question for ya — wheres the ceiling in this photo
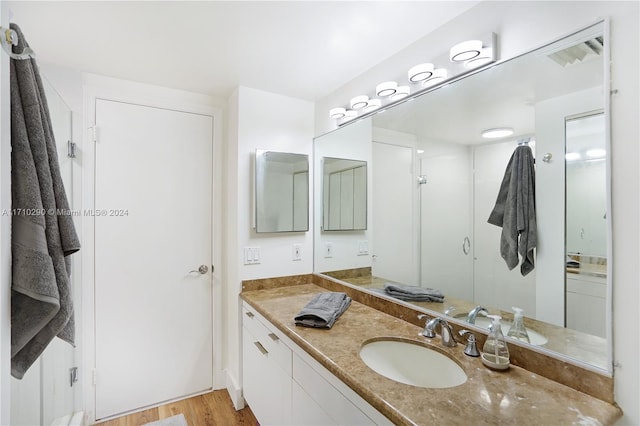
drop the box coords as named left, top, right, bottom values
left=6, top=1, right=479, bottom=101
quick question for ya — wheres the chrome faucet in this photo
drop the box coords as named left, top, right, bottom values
left=467, top=305, right=488, bottom=324
left=418, top=315, right=457, bottom=347
left=458, top=329, right=480, bottom=357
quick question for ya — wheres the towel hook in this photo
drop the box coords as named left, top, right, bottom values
left=542, top=153, right=552, bottom=163
left=0, top=26, right=36, bottom=60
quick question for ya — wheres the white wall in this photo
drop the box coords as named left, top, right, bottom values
left=225, top=86, right=314, bottom=407
left=314, top=119, right=372, bottom=273
left=315, top=2, right=640, bottom=422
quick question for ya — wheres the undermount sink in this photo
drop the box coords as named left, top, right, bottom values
left=359, top=339, right=467, bottom=389
left=453, top=314, right=548, bottom=346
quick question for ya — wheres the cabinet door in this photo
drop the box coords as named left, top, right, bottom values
left=242, top=326, right=290, bottom=425
left=291, top=380, right=335, bottom=425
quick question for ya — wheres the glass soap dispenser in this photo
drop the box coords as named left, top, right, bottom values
left=481, top=315, right=510, bottom=370
left=507, top=307, right=530, bottom=343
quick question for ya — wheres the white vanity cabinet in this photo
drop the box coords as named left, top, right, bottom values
left=241, top=302, right=392, bottom=426
left=566, top=274, right=607, bottom=338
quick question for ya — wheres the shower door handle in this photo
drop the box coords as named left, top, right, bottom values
left=190, top=265, right=209, bottom=275
left=462, top=237, right=470, bottom=255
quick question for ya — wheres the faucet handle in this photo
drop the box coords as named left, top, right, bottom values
left=459, top=329, right=480, bottom=357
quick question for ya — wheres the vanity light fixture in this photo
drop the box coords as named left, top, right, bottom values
left=391, top=86, right=410, bottom=101
left=342, top=109, right=358, bottom=122
left=329, top=107, right=346, bottom=119
left=350, top=95, right=369, bottom=110
left=481, top=127, right=514, bottom=139
left=423, top=68, right=448, bottom=87
left=363, top=98, right=382, bottom=113
left=464, top=48, right=494, bottom=68
left=408, top=63, right=434, bottom=82
left=450, top=39, right=483, bottom=62
left=376, top=81, right=398, bottom=97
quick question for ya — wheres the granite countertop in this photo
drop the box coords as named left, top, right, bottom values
left=241, top=283, right=621, bottom=426
left=335, top=274, right=609, bottom=370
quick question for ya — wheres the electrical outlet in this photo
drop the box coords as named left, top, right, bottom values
left=324, top=242, right=333, bottom=258
left=292, top=244, right=302, bottom=261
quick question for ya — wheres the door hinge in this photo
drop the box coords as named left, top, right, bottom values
left=92, top=369, right=97, bottom=386
left=67, top=140, right=77, bottom=158
left=89, top=126, right=97, bottom=143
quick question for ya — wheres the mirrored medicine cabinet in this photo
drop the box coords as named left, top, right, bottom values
left=255, top=150, right=309, bottom=233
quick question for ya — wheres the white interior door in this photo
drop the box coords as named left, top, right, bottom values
left=371, top=142, right=418, bottom=285
left=94, top=99, right=213, bottom=419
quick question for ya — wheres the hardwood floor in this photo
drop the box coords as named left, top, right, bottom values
left=93, top=390, right=258, bottom=426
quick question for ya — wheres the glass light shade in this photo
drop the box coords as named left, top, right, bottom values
left=408, top=63, right=434, bottom=82
left=391, top=86, right=410, bottom=101
left=423, top=68, right=448, bottom=87
left=350, top=95, right=369, bottom=110
left=450, top=39, right=483, bottom=62
left=342, top=109, right=358, bottom=121
left=329, top=107, right=346, bottom=119
left=376, top=81, right=398, bottom=97
left=363, top=98, right=382, bottom=113
left=481, top=127, right=515, bottom=139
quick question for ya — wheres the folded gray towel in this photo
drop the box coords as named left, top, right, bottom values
left=294, top=292, right=351, bottom=329
left=383, top=283, right=444, bottom=303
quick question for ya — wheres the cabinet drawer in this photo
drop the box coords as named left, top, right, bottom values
left=242, top=305, right=292, bottom=375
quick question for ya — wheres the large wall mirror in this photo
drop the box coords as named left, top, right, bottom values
left=313, top=21, right=611, bottom=373
left=255, top=150, right=309, bottom=233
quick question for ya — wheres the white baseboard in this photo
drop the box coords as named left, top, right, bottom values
left=225, top=369, right=245, bottom=410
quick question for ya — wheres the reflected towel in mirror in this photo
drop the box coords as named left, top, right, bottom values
left=383, top=283, right=444, bottom=303
left=294, top=292, right=352, bottom=329
left=488, top=145, right=537, bottom=276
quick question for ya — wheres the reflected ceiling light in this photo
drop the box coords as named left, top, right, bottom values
left=481, top=127, right=514, bottom=139
left=363, top=98, right=382, bottom=113
left=586, top=148, right=606, bottom=158
left=450, top=39, right=483, bottom=62
left=416, top=149, right=425, bottom=154
left=329, top=107, right=346, bottom=119
left=408, top=63, right=434, bottom=82
left=350, top=95, right=369, bottom=110
left=376, top=81, right=398, bottom=97
left=565, top=152, right=581, bottom=161
left=423, top=68, right=448, bottom=87
left=391, top=86, right=410, bottom=101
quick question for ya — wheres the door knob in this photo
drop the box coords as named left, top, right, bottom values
left=190, top=265, right=209, bottom=275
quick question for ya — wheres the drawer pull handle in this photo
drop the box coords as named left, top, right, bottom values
left=254, top=341, right=268, bottom=355
left=245, top=312, right=255, bottom=318
left=268, top=333, right=279, bottom=342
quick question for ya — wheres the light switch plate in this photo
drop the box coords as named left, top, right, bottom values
left=324, top=242, right=333, bottom=258
left=244, top=247, right=261, bottom=265
left=358, top=240, right=369, bottom=255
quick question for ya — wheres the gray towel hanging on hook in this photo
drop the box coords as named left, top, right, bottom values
left=9, top=23, right=80, bottom=379
left=487, top=145, right=537, bottom=276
